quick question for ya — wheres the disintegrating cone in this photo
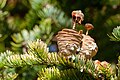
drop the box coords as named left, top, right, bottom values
left=56, top=28, right=83, bottom=59
left=85, top=23, right=94, bottom=35
left=55, top=29, right=98, bottom=59
left=55, top=10, right=98, bottom=59
left=80, top=34, right=98, bottom=59
left=72, top=10, right=84, bottom=29
left=72, top=10, right=84, bottom=24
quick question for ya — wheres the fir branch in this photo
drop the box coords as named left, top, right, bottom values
left=11, top=20, right=54, bottom=53
left=37, top=4, right=71, bottom=29
left=27, top=39, right=74, bottom=66
left=37, top=57, right=114, bottom=80
left=1, top=40, right=57, bottom=68
left=28, top=0, right=71, bottom=30
left=26, top=39, right=97, bottom=79
left=0, top=39, right=116, bottom=79
left=27, top=39, right=113, bottom=79
left=37, top=66, right=95, bottom=80
left=38, top=66, right=61, bottom=80
left=27, top=39, right=49, bottom=58
left=0, top=50, right=14, bottom=68
left=25, top=9, right=38, bottom=29
left=0, top=0, right=7, bottom=9
left=0, top=50, right=40, bottom=68
left=4, top=53, right=39, bottom=68
left=108, top=26, right=120, bottom=41
left=0, top=68, right=18, bottom=80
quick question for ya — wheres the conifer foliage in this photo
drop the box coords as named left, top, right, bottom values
left=0, top=39, right=117, bottom=80
left=0, top=0, right=120, bottom=80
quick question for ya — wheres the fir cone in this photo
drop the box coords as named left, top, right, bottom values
left=79, top=23, right=98, bottom=58
left=56, top=28, right=83, bottom=59
left=55, top=10, right=98, bottom=59
left=79, top=34, right=98, bottom=59
left=72, top=10, right=84, bottom=29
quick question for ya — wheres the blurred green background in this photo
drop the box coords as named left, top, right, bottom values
left=0, top=0, right=120, bottom=63
left=0, top=0, right=120, bottom=80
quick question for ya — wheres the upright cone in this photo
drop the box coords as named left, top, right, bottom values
left=55, top=10, right=98, bottom=59
left=56, top=29, right=83, bottom=59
